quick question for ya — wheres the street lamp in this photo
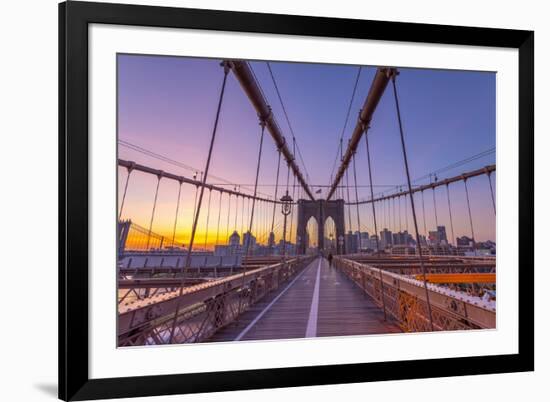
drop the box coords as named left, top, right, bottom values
left=280, top=190, right=293, bottom=263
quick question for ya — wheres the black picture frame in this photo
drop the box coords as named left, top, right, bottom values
left=59, top=1, right=534, bottom=400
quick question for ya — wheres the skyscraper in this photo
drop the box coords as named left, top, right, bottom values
left=345, top=231, right=358, bottom=254
left=243, top=231, right=257, bottom=250
left=437, top=226, right=448, bottom=244
left=229, top=230, right=240, bottom=246
left=228, top=230, right=241, bottom=255
left=359, top=232, right=369, bottom=251
left=380, top=228, right=392, bottom=249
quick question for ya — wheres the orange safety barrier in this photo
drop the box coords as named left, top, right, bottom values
left=413, top=273, right=496, bottom=283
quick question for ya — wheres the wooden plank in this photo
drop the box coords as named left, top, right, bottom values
left=317, top=258, right=401, bottom=336
left=211, top=258, right=319, bottom=341
left=210, top=257, right=401, bottom=342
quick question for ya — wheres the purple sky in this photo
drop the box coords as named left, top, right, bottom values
left=117, top=54, right=496, bottom=246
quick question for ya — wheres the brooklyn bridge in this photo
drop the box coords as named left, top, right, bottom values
left=117, top=58, right=496, bottom=346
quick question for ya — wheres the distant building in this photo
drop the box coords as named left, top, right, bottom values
left=380, top=228, right=392, bottom=249
left=392, top=232, right=400, bottom=246
left=392, top=230, right=412, bottom=246
left=429, top=226, right=448, bottom=246
left=229, top=230, right=240, bottom=246
left=228, top=230, right=241, bottom=255
left=456, top=235, right=474, bottom=248
left=369, top=234, right=380, bottom=251
left=428, top=230, right=439, bottom=245
left=214, top=245, right=231, bottom=257
left=358, top=231, right=369, bottom=251
left=345, top=231, right=358, bottom=254
left=418, top=234, right=427, bottom=246
left=242, top=231, right=257, bottom=250
left=437, top=226, right=448, bottom=244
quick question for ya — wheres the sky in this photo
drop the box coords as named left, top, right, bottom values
left=117, top=54, right=496, bottom=249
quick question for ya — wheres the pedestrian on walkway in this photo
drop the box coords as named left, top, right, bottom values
left=327, top=252, right=333, bottom=267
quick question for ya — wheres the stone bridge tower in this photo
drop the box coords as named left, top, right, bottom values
left=296, top=199, right=346, bottom=254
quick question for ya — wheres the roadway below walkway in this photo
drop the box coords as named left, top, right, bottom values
left=209, top=256, right=401, bottom=342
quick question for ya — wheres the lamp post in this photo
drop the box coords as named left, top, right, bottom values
left=280, top=190, right=293, bottom=264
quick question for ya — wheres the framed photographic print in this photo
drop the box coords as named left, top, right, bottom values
left=59, top=1, right=534, bottom=400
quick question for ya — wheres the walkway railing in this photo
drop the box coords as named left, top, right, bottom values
left=333, top=256, right=496, bottom=332
left=118, top=255, right=315, bottom=346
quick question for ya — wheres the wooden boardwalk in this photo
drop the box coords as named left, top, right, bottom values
left=209, top=257, right=401, bottom=342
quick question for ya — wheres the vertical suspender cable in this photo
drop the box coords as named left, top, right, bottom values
left=404, top=192, right=409, bottom=234
left=203, top=189, right=212, bottom=250
left=352, top=152, right=362, bottom=235
left=421, top=190, right=428, bottom=238
left=234, top=193, right=239, bottom=231
left=171, top=180, right=183, bottom=247
left=388, top=198, right=391, bottom=233
left=246, top=197, right=250, bottom=235
left=119, top=166, right=133, bottom=220
left=289, top=173, right=297, bottom=250
left=344, top=142, right=353, bottom=233
left=445, top=184, right=456, bottom=246
left=270, top=150, right=282, bottom=239
left=145, top=174, right=161, bottom=250
left=363, top=121, right=386, bottom=319
left=487, top=171, right=496, bottom=214
left=398, top=193, right=402, bottom=232
left=363, top=125, right=380, bottom=254
left=282, top=159, right=291, bottom=255
left=289, top=139, right=297, bottom=251
left=215, top=191, right=223, bottom=247
left=432, top=186, right=439, bottom=228
left=240, top=194, right=245, bottom=236
left=244, top=120, right=266, bottom=256
left=226, top=194, right=232, bottom=244
left=238, top=117, right=266, bottom=321
left=191, top=173, right=201, bottom=226
left=392, top=196, right=396, bottom=234
left=464, top=178, right=476, bottom=244
left=189, top=180, right=199, bottom=248
left=380, top=196, right=387, bottom=228
left=390, top=72, right=434, bottom=331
